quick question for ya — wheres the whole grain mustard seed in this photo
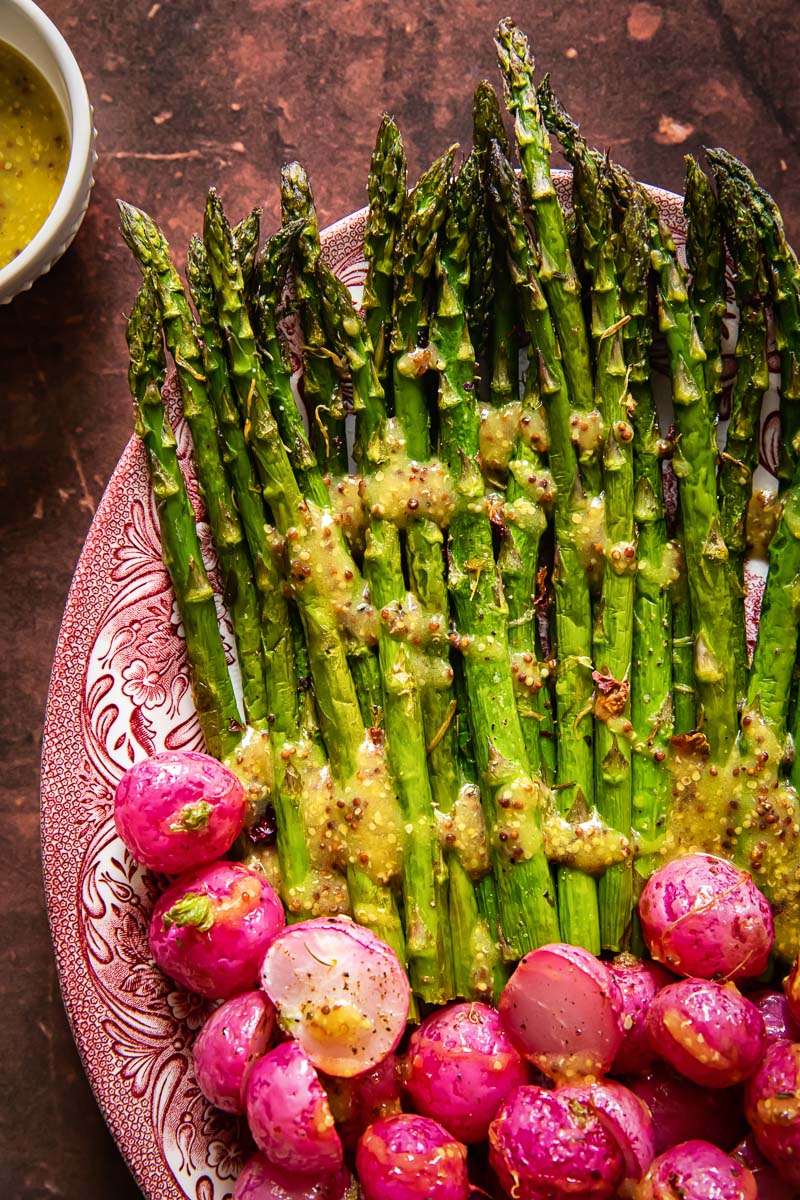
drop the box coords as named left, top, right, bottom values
left=0, top=40, right=70, bottom=269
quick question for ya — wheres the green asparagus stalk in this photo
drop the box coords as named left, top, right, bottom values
left=281, top=163, right=349, bottom=474
left=542, top=97, right=636, bottom=949
left=488, top=141, right=600, bottom=953
left=126, top=276, right=272, bottom=802
left=646, top=198, right=738, bottom=763
left=186, top=236, right=340, bottom=921
left=683, top=157, right=726, bottom=417
left=251, top=221, right=328, bottom=507
left=362, top=136, right=501, bottom=997
left=609, top=163, right=675, bottom=875
left=451, top=656, right=509, bottom=997
left=709, top=149, right=800, bottom=488
left=119, top=202, right=270, bottom=733
left=473, top=82, right=518, bottom=429
left=473, top=84, right=556, bottom=782
left=470, top=81, right=511, bottom=369
left=495, top=25, right=597, bottom=488
left=203, top=192, right=407, bottom=966
left=671, top=557, right=697, bottom=734
left=745, top=463, right=800, bottom=771
left=317, top=257, right=454, bottom=1002
left=435, top=155, right=560, bottom=957
left=232, top=206, right=261, bottom=292
left=707, top=157, right=770, bottom=700
left=249, top=206, right=383, bottom=726
left=391, top=148, right=454, bottom=458
left=186, top=236, right=299, bottom=730
left=390, top=152, right=473, bottom=949
left=499, top=364, right=557, bottom=783
left=362, top=115, right=407, bottom=391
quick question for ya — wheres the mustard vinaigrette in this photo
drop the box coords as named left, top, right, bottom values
left=0, top=40, right=70, bottom=269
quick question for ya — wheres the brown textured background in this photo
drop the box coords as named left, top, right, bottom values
left=0, top=1, right=797, bottom=1195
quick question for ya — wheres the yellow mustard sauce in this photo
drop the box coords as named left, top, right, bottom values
left=0, top=40, right=70, bottom=269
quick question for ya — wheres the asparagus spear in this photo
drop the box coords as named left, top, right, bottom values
left=671, top=555, right=697, bottom=734
left=232, top=206, right=261, bottom=292
left=745, top=464, right=800, bottom=770
left=497, top=365, right=557, bottom=783
left=473, top=83, right=558, bottom=784
left=248, top=203, right=383, bottom=726
left=361, top=115, right=406, bottom=392
left=609, top=164, right=675, bottom=875
left=646, top=198, right=738, bottom=763
left=126, top=274, right=273, bottom=831
left=251, top=221, right=327, bottom=506
left=709, top=149, right=800, bottom=489
left=495, top=24, right=597, bottom=490
left=434, top=154, right=560, bottom=957
left=474, top=83, right=541, bottom=766
left=390, top=152, right=471, bottom=949
left=362, top=134, right=501, bottom=997
left=317, top=257, right=454, bottom=1002
left=186, top=236, right=343, bottom=920
left=684, top=157, right=726, bottom=417
left=488, top=143, right=600, bottom=951
left=391, top=148, right=454, bottom=458
left=281, top=163, right=349, bottom=474
left=707, top=157, right=770, bottom=699
left=470, top=81, right=511, bottom=370
left=542, top=96, right=636, bottom=949
left=119, top=202, right=270, bottom=733
left=203, top=193, right=407, bottom=966
left=186, top=236, right=298, bottom=729
left=126, top=276, right=244, bottom=760
left=473, top=82, right=518, bottom=439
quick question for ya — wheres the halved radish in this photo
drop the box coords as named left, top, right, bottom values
left=260, top=915, right=410, bottom=1078
left=499, top=942, right=624, bottom=1082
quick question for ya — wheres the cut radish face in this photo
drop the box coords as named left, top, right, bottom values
left=499, top=942, right=624, bottom=1081
left=260, top=916, right=410, bottom=1078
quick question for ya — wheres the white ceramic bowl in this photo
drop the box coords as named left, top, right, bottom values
left=0, top=0, right=96, bottom=303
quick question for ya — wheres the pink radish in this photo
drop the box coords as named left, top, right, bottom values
left=404, top=1002, right=529, bottom=1143
left=608, top=954, right=674, bottom=1075
left=626, top=1063, right=747, bottom=1155
left=749, top=988, right=800, bottom=1047
left=557, top=1081, right=654, bottom=1194
left=244, top=1041, right=343, bottom=1177
left=232, top=1153, right=355, bottom=1199
left=355, top=1114, right=469, bottom=1200
left=192, top=990, right=275, bottom=1114
left=744, top=1040, right=800, bottom=1187
left=638, top=854, right=773, bottom=981
left=634, top=1140, right=757, bottom=1200
left=149, top=860, right=284, bottom=998
left=733, top=1135, right=798, bottom=1200
left=489, top=1084, right=625, bottom=1198
left=645, top=979, right=765, bottom=1088
left=499, top=943, right=624, bottom=1081
left=114, top=750, right=246, bottom=874
left=260, top=916, right=410, bottom=1077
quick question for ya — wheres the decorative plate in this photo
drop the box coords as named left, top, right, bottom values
left=40, top=175, right=779, bottom=1200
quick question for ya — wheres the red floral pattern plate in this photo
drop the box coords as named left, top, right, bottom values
left=40, top=176, right=779, bottom=1200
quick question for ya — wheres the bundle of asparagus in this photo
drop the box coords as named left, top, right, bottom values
left=120, top=18, right=800, bottom=999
